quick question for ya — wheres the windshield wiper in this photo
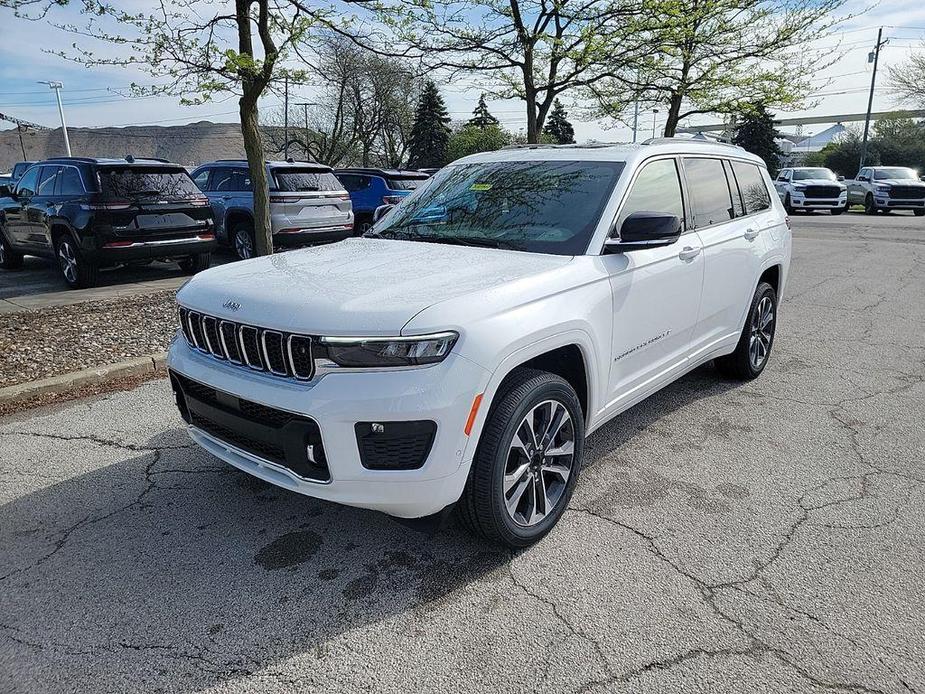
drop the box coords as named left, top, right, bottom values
left=416, top=235, right=526, bottom=251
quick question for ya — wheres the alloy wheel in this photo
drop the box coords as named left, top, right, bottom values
left=503, top=399, right=575, bottom=527
left=235, top=229, right=254, bottom=259
left=57, top=240, right=78, bottom=284
left=749, top=295, right=775, bottom=369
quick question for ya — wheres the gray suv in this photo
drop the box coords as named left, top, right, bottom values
left=191, top=160, right=354, bottom=259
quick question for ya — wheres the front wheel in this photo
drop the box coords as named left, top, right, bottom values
left=831, top=206, right=845, bottom=215
left=457, top=368, right=584, bottom=547
left=864, top=194, right=879, bottom=215
left=914, top=209, right=925, bottom=217
left=55, top=235, right=98, bottom=289
left=715, top=282, right=777, bottom=381
left=784, top=194, right=795, bottom=214
left=0, top=231, right=24, bottom=270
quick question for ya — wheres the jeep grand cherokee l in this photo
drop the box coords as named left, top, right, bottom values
left=190, top=160, right=353, bottom=259
left=167, top=141, right=791, bottom=547
left=0, top=157, right=215, bottom=288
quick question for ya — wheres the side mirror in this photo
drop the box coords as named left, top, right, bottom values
left=372, top=204, right=394, bottom=223
left=605, top=212, right=682, bottom=253
left=837, top=175, right=845, bottom=182
left=857, top=175, right=868, bottom=182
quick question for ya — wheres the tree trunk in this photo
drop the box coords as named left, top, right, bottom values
left=663, top=92, right=684, bottom=137
left=525, top=91, right=539, bottom=143
left=240, top=92, right=273, bottom=257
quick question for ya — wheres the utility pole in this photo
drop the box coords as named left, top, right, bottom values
left=296, top=102, right=310, bottom=160
left=632, top=69, right=641, bottom=143
left=860, top=27, right=888, bottom=170
left=39, top=81, right=71, bottom=156
left=283, top=75, right=289, bottom=160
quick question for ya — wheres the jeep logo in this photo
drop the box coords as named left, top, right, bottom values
left=222, top=300, right=241, bottom=312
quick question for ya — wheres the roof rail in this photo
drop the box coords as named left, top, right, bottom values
left=642, top=137, right=743, bottom=149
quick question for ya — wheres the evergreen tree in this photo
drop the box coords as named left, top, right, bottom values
left=733, top=105, right=782, bottom=174
left=542, top=99, right=575, bottom=144
left=467, top=94, right=500, bottom=128
left=408, top=81, right=451, bottom=168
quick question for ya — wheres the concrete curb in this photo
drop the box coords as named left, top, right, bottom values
left=0, top=352, right=168, bottom=408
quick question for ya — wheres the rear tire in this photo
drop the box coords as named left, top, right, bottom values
left=54, top=235, right=98, bottom=289
left=457, top=368, right=584, bottom=547
left=354, top=214, right=373, bottom=236
left=232, top=222, right=255, bottom=260
left=0, top=231, right=24, bottom=270
left=715, top=282, right=777, bottom=381
left=179, top=252, right=211, bottom=274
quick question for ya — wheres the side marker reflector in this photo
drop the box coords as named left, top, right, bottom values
left=464, top=393, right=484, bottom=436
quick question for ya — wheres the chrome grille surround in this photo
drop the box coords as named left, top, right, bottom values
left=178, top=306, right=315, bottom=381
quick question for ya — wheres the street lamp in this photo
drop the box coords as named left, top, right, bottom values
left=38, top=81, right=71, bottom=156
left=652, top=109, right=659, bottom=139
left=294, top=102, right=319, bottom=161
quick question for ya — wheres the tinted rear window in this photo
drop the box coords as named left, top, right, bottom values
left=685, top=158, right=734, bottom=228
left=730, top=162, right=771, bottom=214
left=98, top=167, right=202, bottom=200
left=273, top=169, right=342, bottom=192
left=387, top=177, right=427, bottom=191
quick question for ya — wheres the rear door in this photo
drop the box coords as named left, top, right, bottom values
left=690, top=158, right=776, bottom=352
left=22, top=165, right=59, bottom=249
left=603, top=156, right=706, bottom=408
left=271, top=167, right=351, bottom=230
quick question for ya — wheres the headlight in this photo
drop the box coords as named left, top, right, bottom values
left=875, top=184, right=891, bottom=191
left=320, top=332, right=458, bottom=367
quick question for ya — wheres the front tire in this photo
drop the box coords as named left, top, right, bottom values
left=55, top=235, right=98, bottom=289
left=784, top=194, right=794, bottom=214
left=178, top=252, right=211, bottom=274
left=831, top=206, right=845, bottom=215
left=864, top=194, right=879, bottom=215
left=914, top=209, right=925, bottom=217
left=457, top=368, right=584, bottom=547
left=716, top=282, right=777, bottom=381
left=0, top=231, right=24, bottom=270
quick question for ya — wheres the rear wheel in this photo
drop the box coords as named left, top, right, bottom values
left=0, top=232, right=24, bottom=270
left=457, top=368, right=584, bottom=547
left=354, top=214, right=373, bottom=236
left=232, top=222, right=255, bottom=260
left=55, top=235, right=98, bottom=289
left=864, top=194, right=879, bottom=215
left=716, top=282, right=777, bottom=381
left=178, top=252, right=211, bottom=274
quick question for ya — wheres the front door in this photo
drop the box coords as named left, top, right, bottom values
left=601, top=156, right=705, bottom=411
left=5, top=165, right=42, bottom=247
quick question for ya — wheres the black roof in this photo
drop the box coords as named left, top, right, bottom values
left=39, top=156, right=179, bottom=167
left=334, top=167, right=429, bottom=179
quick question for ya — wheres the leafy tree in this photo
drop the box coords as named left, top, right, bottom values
left=813, top=116, right=925, bottom=177
left=447, top=124, right=513, bottom=161
left=592, top=0, right=848, bottom=137
left=733, top=105, right=782, bottom=174
left=889, top=44, right=925, bottom=108
left=384, top=0, right=646, bottom=143
left=408, top=81, right=451, bottom=168
left=468, top=94, right=500, bottom=129
left=542, top=99, right=575, bottom=144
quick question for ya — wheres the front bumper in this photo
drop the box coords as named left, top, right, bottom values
left=790, top=193, right=847, bottom=209
left=166, top=338, right=490, bottom=518
left=875, top=197, right=925, bottom=209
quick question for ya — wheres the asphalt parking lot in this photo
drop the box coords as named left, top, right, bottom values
left=1, top=211, right=924, bottom=693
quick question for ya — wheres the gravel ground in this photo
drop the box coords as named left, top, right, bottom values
left=0, top=290, right=177, bottom=388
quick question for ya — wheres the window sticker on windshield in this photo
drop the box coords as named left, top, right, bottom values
left=471, top=183, right=492, bottom=191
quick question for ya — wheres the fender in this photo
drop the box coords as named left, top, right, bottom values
left=222, top=207, right=254, bottom=242
left=460, top=328, right=600, bottom=462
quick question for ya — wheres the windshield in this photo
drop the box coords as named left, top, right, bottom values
left=793, top=169, right=836, bottom=181
left=874, top=168, right=918, bottom=180
left=274, top=169, right=342, bottom=192
left=370, top=160, right=625, bottom=255
left=98, top=167, right=203, bottom=200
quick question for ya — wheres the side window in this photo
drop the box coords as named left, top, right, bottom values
left=233, top=169, right=253, bottom=192
left=616, top=158, right=685, bottom=233
left=858, top=168, right=870, bottom=181
left=192, top=168, right=211, bottom=190
left=684, top=157, right=734, bottom=228
left=37, top=166, right=59, bottom=196
left=338, top=174, right=360, bottom=192
left=16, top=167, right=41, bottom=196
left=723, top=160, right=745, bottom=218
left=58, top=167, right=85, bottom=196
left=777, top=170, right=789, bottom=181
left=211, top=169, right=235, bottom=193
left=730, top=161, right=771, bottom=214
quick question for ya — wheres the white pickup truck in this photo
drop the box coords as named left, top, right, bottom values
left=774, top=167, right=847, bottom=215
left=846, top=166, right=925, bottom=216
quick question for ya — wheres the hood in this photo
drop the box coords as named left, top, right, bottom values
left=873, top=179, right=925, bottom=187
left=793, top=179, right=845, bottom=188
left=177, top=237, right=573, bottom=335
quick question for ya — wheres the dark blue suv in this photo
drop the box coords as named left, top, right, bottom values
left=334, top=168, right=430, bottom=233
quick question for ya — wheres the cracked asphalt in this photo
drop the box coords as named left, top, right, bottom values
left=2, top=212, right=924, bottom=693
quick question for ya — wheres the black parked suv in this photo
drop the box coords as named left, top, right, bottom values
left=0, top=157, right=215, bottom=288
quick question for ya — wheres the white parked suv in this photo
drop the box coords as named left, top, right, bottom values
left=167, top=140, right=791, bottom=546
left=774, top=167, right=847, bottom=214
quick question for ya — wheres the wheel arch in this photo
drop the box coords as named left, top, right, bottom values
left=224, top=208, right=254, bottom=236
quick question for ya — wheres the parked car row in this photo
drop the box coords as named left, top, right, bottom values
left=774, top=166, right=925, bottom=216
left=0, top=156, right=433, bottom=287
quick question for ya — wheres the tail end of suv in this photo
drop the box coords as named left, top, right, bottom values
left=334, top=168, right=430, bottom=234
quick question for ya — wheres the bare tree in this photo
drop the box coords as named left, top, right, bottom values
left=382, top=0, right=645, bottom=143
left=890, top=45, right=925, bottom=108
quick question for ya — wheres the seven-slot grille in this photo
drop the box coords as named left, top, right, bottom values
left=804, top=185, right=841, bottom=199
left=178, top=306, right=315, bottom=380
left=888, top=186, right=925, bottom=200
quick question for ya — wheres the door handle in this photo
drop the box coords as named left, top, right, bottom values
left=678, top=246, right=701, bottom=261
left=744, top=227, right=760, bottom=241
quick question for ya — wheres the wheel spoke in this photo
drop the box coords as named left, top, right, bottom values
left=529, top=473, right=548, bottom=524
left=505, top=472, right=532, bottom=518
left=545, top=439, right=574, bottom=458
left=540, top=403, right=568, bottom=450
left=542, top=461, right=571, bottom=483
left=504, top=462, right=530, bottom=494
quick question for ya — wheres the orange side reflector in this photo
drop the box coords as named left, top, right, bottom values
left=464, top=393, right=484, bottom=436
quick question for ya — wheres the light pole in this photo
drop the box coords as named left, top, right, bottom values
left=295, top=102, right=319, bottom=161
left=38, top=81, right=71, bottom=156
left=652, top=109, right=659, bottom=139
left=283, top=75, right=289, bottom=160
left=860, top=27, right=888, bottom=170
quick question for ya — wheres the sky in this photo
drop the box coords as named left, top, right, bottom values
left=1, top=0, right=924, bottom=145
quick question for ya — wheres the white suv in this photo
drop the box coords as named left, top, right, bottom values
left=167, top=141, right=791, bottom=547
